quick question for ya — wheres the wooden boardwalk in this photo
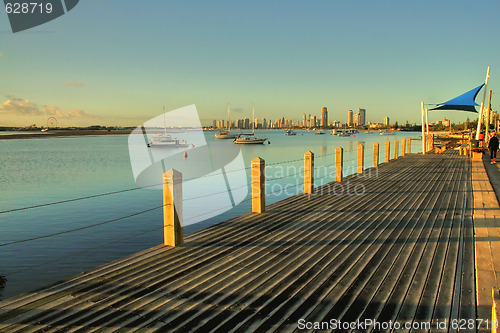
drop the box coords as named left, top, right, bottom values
left=0, top=151, right=479, bottom=332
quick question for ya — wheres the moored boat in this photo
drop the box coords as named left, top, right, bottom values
left=234, top=103, right=267, bottom=145
left=148, top=133, right=188, bottom=148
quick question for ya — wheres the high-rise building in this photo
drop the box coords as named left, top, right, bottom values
left=347, top=110, right=353, bottom=127
left=383, top=117, right=390, bottom=126
left=244, top=118, right=250, bottom=129
left=358, top=108, right=366, bottom=126
left=310, top=115, right=316, bottom=128
left=353, top=113, right=360, bottom=126
left=321, top=107, right=328, bottom=127
left=213, top=120, right=217, bottom=128
left=302, top=114, right=307, bottom=127
left=262, top=118, right=267, bottom=129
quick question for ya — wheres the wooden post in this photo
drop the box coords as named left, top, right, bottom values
left=394, top=139, right=399, bottom=160
left=407, top=137, right=411, bottom=154
left=335, top=147, right=343, bottom=182
left=252, top=157, right=265, bottom=213
left=421, top=101, right=426, bottom=155
left=373, top=142, right=379, bottom=167
left=385, top=140, right=390, bottom=163
left=357, top=144, right=364, bottom=174
left=163, top=169, right=183, bottom=247
left=401, top=138, right=406, bottom=157
left=304, top=151, right=314, bottom=194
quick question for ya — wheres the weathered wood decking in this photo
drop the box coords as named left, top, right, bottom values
left=0, top=152, right=480, bottom=332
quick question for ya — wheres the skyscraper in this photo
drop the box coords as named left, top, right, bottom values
left=358, top=108, right=366, bottom=126
left=347, top=110, right=353, bottom=127
left=321, top=107, right=328, bottom=127
left=384, top=117, right=390, bottom=126
left=353, top=113, right=360, bottom=126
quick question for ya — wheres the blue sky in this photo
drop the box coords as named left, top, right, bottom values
left=0, top=0, right=498, bottom=127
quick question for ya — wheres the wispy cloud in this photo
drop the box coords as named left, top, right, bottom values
left=66, top=108, right=94, bottom=118
left=62, top=81, right=84, bottom=87
left=0, top=96, right=42, bottom=115
left=43, top=105, right=94, bottom=118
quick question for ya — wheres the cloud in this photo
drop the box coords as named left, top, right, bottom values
left=66, top=109, right=94, bottom=118
left=63, top=81, right=84, bottom=87
left=0, top=96, right=42, bottom=115
left=43, top=105, right=63, bottom=118
left=0, top=96, right=95, bottom=120
left=43, top=105, right=94, bottom=118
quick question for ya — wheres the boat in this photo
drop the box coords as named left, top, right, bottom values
left=234, top=133, right=268, bottom=144
left=234, top=104, right=268, bottom=145
left=365, top=131, right=372, bottom=134
left=148, top=109, right=189, bottom=148
left=215, top=103, right=238, bottom=139
left=332, top=129, right=351, bottom=137
left=337, top=131, right=351, bottom=137
left=314, top=130, right=325, bottom=135
left=380, top=130, right=395, bottom=135
left=148, top=133, right=188, bottom=148
left=215, top=130, right=237, bottom=139
left=285, top=130, right=296, bottom=136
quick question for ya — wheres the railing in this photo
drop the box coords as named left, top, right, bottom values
left=162, top=137, right=417, bottom=247
left=0, top=136, right=422, bottom=286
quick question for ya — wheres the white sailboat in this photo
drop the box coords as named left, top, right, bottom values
left=148, top=109, right=188, bottom=148
left=234, top=104, right=268, bottom=144
left=215, top=103, right=238, bottom=139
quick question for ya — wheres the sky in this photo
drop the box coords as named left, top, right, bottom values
left=1, top=0, right=499, bottom=127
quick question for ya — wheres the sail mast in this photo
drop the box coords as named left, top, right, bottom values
left=163, top=106, right=167, bottom=135
left=252, top=103, right=255, bottom=135
left=476, top=66, right=491, bottom=140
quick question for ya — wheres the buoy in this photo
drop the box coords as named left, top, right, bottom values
left=353, top=135, right=356, bottom=138
left=183, top=152, right=188, bottom=159
left=268, top=141, right=271, bottom=144
left=192, top=144, right=195, bottom=147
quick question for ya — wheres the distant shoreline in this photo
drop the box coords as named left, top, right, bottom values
left=0, top=130, right=133, bottom=140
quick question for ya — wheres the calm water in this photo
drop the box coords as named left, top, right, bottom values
left=0, top=130, right=421, bottom=299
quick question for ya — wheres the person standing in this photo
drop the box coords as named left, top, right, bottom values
left=488, top=132, right=499, bottom=164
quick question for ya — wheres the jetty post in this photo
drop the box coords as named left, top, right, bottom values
left=304, top=151, right=314, bottom=194
left=394, top=140, right=399, bottom=160
left=335, top=147, right=343, bottom=182
left=401, top=139, right=406, bottom=157
left=373, top=142, right=379, bottom=167
left=252, top=157, right=265, bottom=213
left=357, top=144, right=364, bottom=174
left=163, top=169, right=184, bottom=247
left=407, top=137, right=411, bottom=154
left=421, top=101, right=426, bottom=154
left=385, top=141, right=390, bottom=163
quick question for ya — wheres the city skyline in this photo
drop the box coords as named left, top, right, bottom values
left=1, top=1, right=498, bottom=127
